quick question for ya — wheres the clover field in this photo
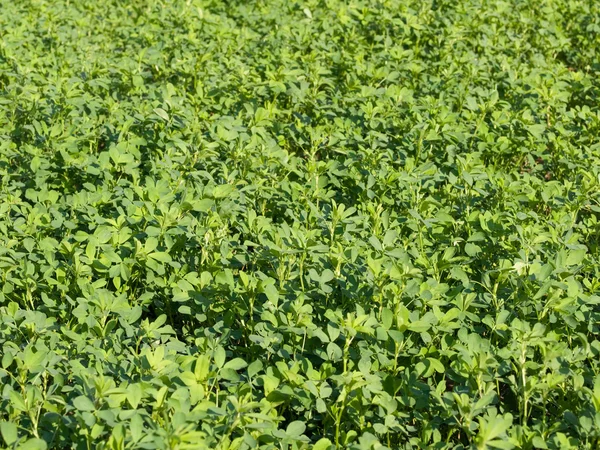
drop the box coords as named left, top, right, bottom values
left=1, top=0, right=600, bottom=449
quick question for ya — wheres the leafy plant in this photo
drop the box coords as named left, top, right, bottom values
left=1, top=0, right=600, bottom=448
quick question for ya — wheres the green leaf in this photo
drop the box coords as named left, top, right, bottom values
left=286, top=421, right=306, bottom=437
left=154, top=108, right=169, bottom=121
left=214, top=347, right=226, bottom=369
left=223, top=358, right=247, bottom=371
left=130, top=414, right=144, bottom=442
left=381, top=308, right=393, bottom=330
left=450, top=266, right=469, bottom=285
left=262, top=284, right=279, bottom=304
left=18, top=438, right=47, bottom=450
left=247, top=360, right=263, bottom=378
left=465, top=243, right=481, bottom=257
left=8, top=391, right=27, bottom=412
left=148, top=252, right=172, bottom=263
left=195, top=354, right=211, bottom=381
left=179, top=371, right=198, bottom=386
left=527, top=124, right=546, bottom=140
left=213, top=184, right=235, bottom=199
left=408, top=321, right=431, bottom=333
left=565, top=248, right=586, bottom=266
left=314, top=438, right=333, bottom=450
left=127, top=384, right=142, bottom=409
left=0, top=421, right=18, bottom=445
left=73, top=396, right=95, bottom=412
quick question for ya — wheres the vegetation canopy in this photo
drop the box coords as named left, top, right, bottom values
left=1, top=0, right=600, bottom=448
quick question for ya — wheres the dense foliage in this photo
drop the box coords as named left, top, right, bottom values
left=1, top=0, right=600, bottom=448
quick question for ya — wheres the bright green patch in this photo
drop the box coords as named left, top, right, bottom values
left=1, top=0, right=600, bottom=448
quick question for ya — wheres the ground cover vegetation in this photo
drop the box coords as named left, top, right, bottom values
left=1, top=0, right=600, bottom=448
